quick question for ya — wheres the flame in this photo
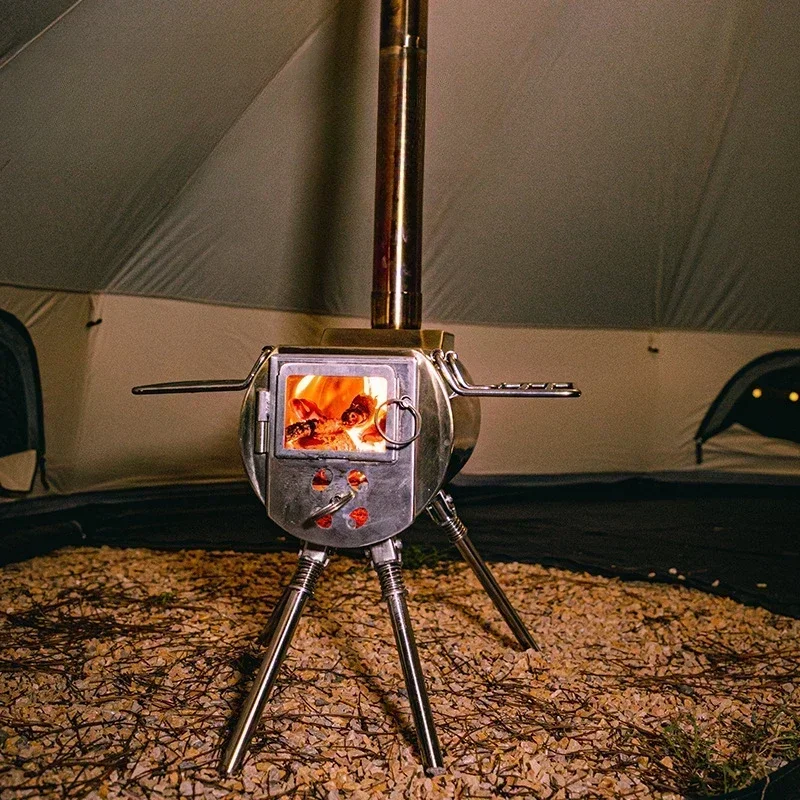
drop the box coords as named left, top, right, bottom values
left=284, top=374, right=388, bottom=453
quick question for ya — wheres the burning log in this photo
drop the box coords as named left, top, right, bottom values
left=341, top=394, right=377, bottom=427
left=285, top=391, right=381, bottom=452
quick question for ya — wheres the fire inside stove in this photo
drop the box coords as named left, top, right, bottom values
left=283, top=375, right=389, bottom=453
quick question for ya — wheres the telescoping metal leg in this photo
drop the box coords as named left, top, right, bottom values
left=222, top=543, right=330, bottom=775
left=369, top=538, right=445, bottom=776
left=427, top=491, right=539, bottom=652
left=256, top=587, right=289, bottom=644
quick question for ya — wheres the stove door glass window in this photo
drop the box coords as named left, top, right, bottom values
left=283, top=375, right=389, bottom=454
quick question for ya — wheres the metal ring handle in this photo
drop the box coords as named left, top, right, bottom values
left=374, top=396, right=421, bottom=446
left=307, top=486, right=357, bottom=522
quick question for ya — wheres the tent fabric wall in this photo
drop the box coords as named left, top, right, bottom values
left=0, top=0, right=341, bottom=293
left=0, top=307, right=46, bottom=492
left=1, top=1, right=799, bottom=333
left=2, top=1, right=799, bottom=496
left=0, top=288, right=94, bottom=495
left=2, top=286, right=798, bottom=496
left=0, top=449, right=37, bottom=493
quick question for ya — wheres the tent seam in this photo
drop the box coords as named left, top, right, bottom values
left=102, top=0, right=345, bottom=294
left=0, top=0, right=88, bottom=71
left=4, top=282, right=800, bottom=338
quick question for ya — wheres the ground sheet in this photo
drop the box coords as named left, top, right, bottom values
left=1, top=547, right=799, bottom=799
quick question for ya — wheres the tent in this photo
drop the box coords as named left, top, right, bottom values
left=1, top=0, right=799, bottom=498
left=696, top=349, right=800, bottom=463
left=2, top=4, right=800, bottom=797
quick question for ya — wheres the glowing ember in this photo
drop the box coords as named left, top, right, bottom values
left=347, top=471, right=368, bottom=490
left=315, top=514, right=333, bottom=528
left=284, top=375, right=388, bottom=453
left=348, top=508, right=369, bottom=528
left=311, top=469, right=332, bottom=490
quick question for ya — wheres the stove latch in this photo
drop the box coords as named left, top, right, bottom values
left=375, top=395, right=421, bottom=446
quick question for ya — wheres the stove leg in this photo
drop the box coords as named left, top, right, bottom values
left=256, top=586, right=289, bottom=644
left=427, top=490, right=539, bottom=652
left=222, top=543, right=330, bottom=775
left=369, top=538, right=445, bottom=776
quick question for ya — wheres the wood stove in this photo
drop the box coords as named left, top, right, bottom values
left=238, top=334, right=477, bottom=549
left=133, top=0, right=580, bottom=777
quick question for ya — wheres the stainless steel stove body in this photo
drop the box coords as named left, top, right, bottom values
left=239, top=333, right=480, bottom=550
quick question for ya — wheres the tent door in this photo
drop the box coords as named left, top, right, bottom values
left=0, top=310, right=46, bottom=493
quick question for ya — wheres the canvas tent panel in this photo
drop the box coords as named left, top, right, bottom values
left=423, top=1, right=766, bottom=331
left=657, top=0, right=800, bottom=332
left=1, top=1, right=798, bottom=335
left=696, top=351, right=800, bottom=449
left=0, top=449, right=37, bottom=493
left=649, top=330, right=800, bottom=475
left=0, top=0, right=77, bottom=66
left=0, top=307, right=47, bottom=493
left=697, top=424, right=800, bottom=475
left=0, top=287, right=93, bottom=494
left=107, top=0, right=377, bottom=318
left=110, top=0, right=800, bottom=333
left=2, top=287, right=798, bottom=495
left=0, top=0, right=338, bottom=292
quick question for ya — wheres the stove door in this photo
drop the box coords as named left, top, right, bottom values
left=272, top=353, right=420, bottom=547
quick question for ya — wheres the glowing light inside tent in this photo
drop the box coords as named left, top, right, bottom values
left=752, top=387, right=762, bottom=398
left=790, top=392, right=799, bottom=403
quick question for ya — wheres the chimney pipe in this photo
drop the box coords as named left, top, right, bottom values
left=371, top=0, right=428, bottom=330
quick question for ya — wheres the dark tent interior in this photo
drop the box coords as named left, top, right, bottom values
left=2, top=0, right=799, bottom=798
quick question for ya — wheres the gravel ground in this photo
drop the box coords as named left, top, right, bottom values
left=1, top=546, right=799, bottom=799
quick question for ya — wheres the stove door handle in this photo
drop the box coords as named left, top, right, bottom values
left=132, top=347, right=273, bottom=395
left=431, top=350, right=581, bottom=398
left=374, top=396, right=422, bottom=446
